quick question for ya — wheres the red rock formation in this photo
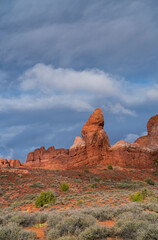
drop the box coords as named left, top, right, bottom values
left=135, top=114, right=158, bottom=147
left=25, top=109, right=158, bottom=170
left=81, top=108, right=111, bottom=165
left=0, top=159, right=10, bottom=168
left=0, top=158, right=21, bottom=168
left=26, top=108, right=111, bottom=169
left=104, top=114, right=158, bottom=169
left=104, top=140, right=158, bottom=169
left=8, top=159, right=21, bottom=168
left=26, top=146, right=69, bottom=170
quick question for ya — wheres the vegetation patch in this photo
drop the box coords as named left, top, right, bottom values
left=35, top=190, right=56, bottom=208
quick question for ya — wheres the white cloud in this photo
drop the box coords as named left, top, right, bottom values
left=0, top=126, right=26, bottom=143
left=146, top=84, right=158, bottom=100
left=0, top=94, right=94, bottom=112
left=103, top=103, right=136, bottom=116
left=19, top=63, right=158, bottom=108
left=124, top=133, right=140, bottom=143
left=19, top=63, right=122, bottom=96
left=0, top=63, right=156, bottom=116
left=124, top=131, right=147, bottom=143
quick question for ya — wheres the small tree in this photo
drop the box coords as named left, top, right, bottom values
left=35, top=190, right=56, bottom=208
left=108, top=164, right=113, bottom=170
left=60, top=182, right=69, bottom=192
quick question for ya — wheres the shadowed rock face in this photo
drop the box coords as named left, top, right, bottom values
left=2, top=108, right=158, bottom=170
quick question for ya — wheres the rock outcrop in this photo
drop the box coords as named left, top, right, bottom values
left=6, top=108, right=158, bottom=170
left=0, top=159, right=21, bottom=168
left=26, top=146, right=69, bottom=170
left=26, top=108, right=111, bottom=169
left=135, top=114, right=158, bottom=147
left=81, top=108, right=111, bottom=165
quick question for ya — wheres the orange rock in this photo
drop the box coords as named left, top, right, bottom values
left=25, top=109, right=158, bottom=170
left=8, top=159, right=21, bottom=168
left=0, top=158, right=9, bottom=168
left=81, top=108, right=111, bottom=165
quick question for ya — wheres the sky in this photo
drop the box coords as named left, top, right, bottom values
left=0, top=0, right=158, bottom=161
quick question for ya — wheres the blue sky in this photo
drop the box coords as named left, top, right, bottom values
left=0, top=0, right=158, bottom=161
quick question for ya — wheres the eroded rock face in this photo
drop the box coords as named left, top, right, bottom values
left=81, top=108, right=111, bottom=165
left=26, top=108, right=111, bottom=169
left=8, top=159, right=21, bottom=168
left=0, top=158, right=21, bottom=168
left=0, top=159, right=10, bottom=168
left=25, top=109, right=158, bottom=170
left=135, top=114, right=158, bottom=147
left=26, top=146, right=69, bottom=170
left=103, top=140, right=158, bottom=169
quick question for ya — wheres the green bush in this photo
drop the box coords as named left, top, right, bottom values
left=145, top=178, right=155, bottom=185
left=107, top=164, right=113, bottom=170
left=35, top=190, right=56, bottom=208
left=60, top=182, right=69, bottom=192
left=130, top=192, right=143, bottom=202
left=84, top=169, right=89, bottom=173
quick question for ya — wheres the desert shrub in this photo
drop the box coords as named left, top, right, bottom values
left=79, top=225, right=108, bottom=240
left=47, top=212, right=64, bottom=228
left=142, top=224, right=158, bottom=240
left=47, top=212, right=96, bottom=238
left=84, top=169, right=89, bottom=173
left=0, top=223, right=36, bottom=240
left=23, top=194, right=36, bottom=200
left=113, top=220, right=148, bottom=239
left=144, top=202, right=158, bottom=213
left=36, top=212, right=48, bottom=224
left=116, top=180, right=144, bottom=189
left=91, top=206, right=115, bottom=221
left=9, top=212, right=37, bottom=227
left=29, top=182, right=45, bottom=188
left=130, top=191, right=143, bottom=202
left=35, top=190, right=56, bottom=208
left=107, top=164, right=113, bottom=170
left=145, top=178, right=155, bottom=185
left=60, top=182, right=69, bottom=192
left=90, top=183, right=98, bottom=188
left=57, top=214, right=96, bottom=236
left=47, top=228, right=60, bottom=240
left=58, top=237, right=76, bottom=240
left=93, top=177, right=101, bottom=182
left=140, top=211, right=158, bottom=223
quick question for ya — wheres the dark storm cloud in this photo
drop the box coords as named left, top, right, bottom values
left=0, top=0, right=158, bottom=77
